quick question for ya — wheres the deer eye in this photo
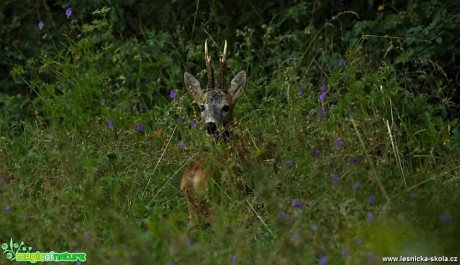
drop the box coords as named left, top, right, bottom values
left=222, top=105, right=230, bottom=112
left=200, top=105, right=205, bottom=112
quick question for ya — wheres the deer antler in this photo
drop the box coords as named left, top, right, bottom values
left=205, top=39, right=215, bottom=90
left=219, top=40, right=227, bottom=91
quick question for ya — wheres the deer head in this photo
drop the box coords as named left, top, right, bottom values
left=184, top=40, right=246, bottom=141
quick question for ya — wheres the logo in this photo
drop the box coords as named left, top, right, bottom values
left=2, top=239, right=86, bottom=263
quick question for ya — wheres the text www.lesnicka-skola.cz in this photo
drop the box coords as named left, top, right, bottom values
left=382, top=256, right=458, bottom=262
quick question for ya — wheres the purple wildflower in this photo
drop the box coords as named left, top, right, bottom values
left=101, top=97, right=105, bottom=105
left=286, top=160, right=293, bottom=169
left=66, top=8, right=72, bottom=18
left=410, top=192, right=416, bottom=202
left=368, top=252, right=376, bottom=263
left=298, top=87, right=305, bottom=95
left=332, top=175, right=340, bottom=185
left=342, top=249, right=348, bottom=257
left=320, top=255, right=328, bottom=265
left=353, top=181, right=360, bottom=189
left=368, top=212, right=374, bottom=223
left=335, top=137, right=343, bottom=147
left=178, top=140, right=184, bottom=149
left=278, top=211, right=286, bottom=221
left=292, top=200, right=301, bottom=210
left=134, top=123, right=144, bottom=132
left=169, top=89, right=176, bottom=99
left=369, top=195, right=376, bottom=206
left=166, top=261, right=173, bottom=265
left=190, top=120, right=198, bottom=130
left=131, top=107, right=136, bottom=115
left=319, top=92, right=326, bottom=101
left=76, top=261, right=82, bottom=265
left=355, top=236, right=362, bottom=246
left=314, top=148, right=321, bottom=157
left=351, top=157, right=358, bottom=164
left=311, top=225, right=318, bottom=232
left=320, top=83, right=327, bottom=92
left=231, top=255, right=237, bottom=264
left=172, top=175, right=180, bottom=185
left=339, top=58, right=345, bottom=66
left=441, top=211, right=451, bottom=225
left=5, top=205, right=11, bottom=212
left=179, top=116, right=185, bottom=123
left=38, top=21, right=44, bottom=30
left=108, top=121, right=113, bottom=129
left=318, top=108, right=326, bottom=117
left=113, top=245, right=118, bottom=250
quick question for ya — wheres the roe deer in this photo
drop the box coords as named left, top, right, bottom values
left=181, top=39, right=247, bottom=225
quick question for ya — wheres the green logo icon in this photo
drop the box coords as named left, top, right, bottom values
left=2, top=239, right=31, bottom=261
left=2, top=239, right=86, bottom=263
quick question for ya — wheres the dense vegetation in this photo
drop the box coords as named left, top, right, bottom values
left=1, top=1, right=459, bottom=264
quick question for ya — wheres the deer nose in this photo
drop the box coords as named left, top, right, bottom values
left=206, top=122, right=218, bottom=136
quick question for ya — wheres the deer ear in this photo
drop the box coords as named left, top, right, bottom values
left=228, top=70, right=246, bottom=103
left=184, top=72, right=204, bottom=104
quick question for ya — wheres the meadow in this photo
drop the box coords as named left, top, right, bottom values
left=1, top=1, right=459, bottom=264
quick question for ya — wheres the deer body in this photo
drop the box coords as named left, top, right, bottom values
left=181, top=40, right=247, bottom=225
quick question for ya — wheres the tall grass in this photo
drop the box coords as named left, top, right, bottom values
left=1, top=6, right=459, bottom=265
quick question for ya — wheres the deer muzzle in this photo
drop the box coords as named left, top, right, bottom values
left=206, top=122, right=218, bottom=137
